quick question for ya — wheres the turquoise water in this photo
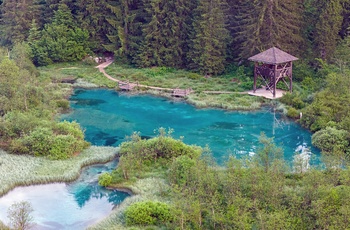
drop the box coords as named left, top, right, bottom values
left=62, top=88, right=320, bottom=165
left=0, top=160, right=129, bottom=229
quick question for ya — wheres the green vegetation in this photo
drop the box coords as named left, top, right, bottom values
left=0, top=146, right=118, bottom=196
left=1, top=0, right=350, bottom=228
left=92, top=130, right=350, bottom=229
left=0, top=45, right=90, bottom=160
left=125, top=201, right=172, bottom=226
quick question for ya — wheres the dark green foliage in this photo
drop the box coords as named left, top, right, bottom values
left=10, top=122, right=89, bottom=159
left=233, top=0, right=304, bottom=59
left=300, top=71, right=350, bottom=132
left=168, top=155, right=196, bottom=186
left=314, top=0, right=343, bottom=61
left=119, top=128, right=201, bottom=161
left=115, top=129, right=201, bottom=181
left=139, top=0, right=195, bottom=68
left=76, top=0, right=111, bottom=52
left=29, top=3, right=91, bottom=66
left=187, top=0, right=229, bottom=75
left=312, top=127, right=349, bottom=156
left=125, top=201, right=172, bottom=226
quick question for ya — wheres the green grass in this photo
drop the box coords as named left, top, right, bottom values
left=0, top=146, right=119, bottom=196
left=88, top=177, right=170, bottom=230
left=39, top=61, right=266, bottom=110
left=38, top=62, right=117, bottom=88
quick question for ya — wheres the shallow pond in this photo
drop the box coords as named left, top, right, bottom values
left=0, top=88, right=320, bottom=229
left=0, top=160, right=129, bottom=229
left=62, top=88, right=320, bottom=165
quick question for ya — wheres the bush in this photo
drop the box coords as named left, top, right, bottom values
left=55, top=121, right=85, bottom=140
left=49, top=134, right=78, bottom=160
left=120, top=129, right=201, bottom=162
left=98, top=172, right=112, bottom=187
left=168, top=155, right=196, bottom=186
left=56, top=99, right=70, bottom=110
left=312, top=127, right=349, bottom=156
left=287, top=107, right=300, bottom=119
left=125, top=201, right=172, bottom=226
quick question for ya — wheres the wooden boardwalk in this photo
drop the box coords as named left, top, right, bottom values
left=96, top=60, right=192, bottom=97
left=172, top=88, right=192, bottom=97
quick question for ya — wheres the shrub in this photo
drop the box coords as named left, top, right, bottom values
left=120, top=132, right=201, bottom=161
left=55, top=121, right=85, bottom=140
left=168, top=155, right=196, bottom=186
left=24, top=127, right=54, bottom=157
left=49, top=134, right=78, bottom=160
left=125, top=201, right=172, bottom=226
left=287, top=107, right=300, bottom=119
left=56, top=99, right=70, bottom=110
left=98, top=172, right=113, bottom=187
left=312, top=127, right=349, bottom=156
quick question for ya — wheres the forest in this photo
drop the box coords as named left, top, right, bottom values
left=0, top=0, right=350, bottom=229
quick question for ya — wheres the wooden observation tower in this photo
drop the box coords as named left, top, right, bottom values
left=248, top=47, right=298, bottom=98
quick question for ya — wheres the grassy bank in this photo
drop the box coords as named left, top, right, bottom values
left=88, top=177, right=169, bottom=230
left=0, top=146, right=119, bottom=197
left=39, top=62, right=267, bottom=110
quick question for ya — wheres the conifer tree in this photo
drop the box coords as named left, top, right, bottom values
left=139, top=0, right=196, bottom=68
left=233, top=0, right=304, bottom=59
left=188, top=0, right=229, bottom=75
left=104, top=0, right=147, bottom=63
left=314, top=0, right=343, bottom=61
left=76, top=0, right=111, bottom=52
left=0, top=0, right=42, bottom=45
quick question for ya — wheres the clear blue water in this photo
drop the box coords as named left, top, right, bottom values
left=0, top=88, right=321, bottom=229
left=61, top=88, right=320, bottom=165
left=0, top=160, right=129, bottom=229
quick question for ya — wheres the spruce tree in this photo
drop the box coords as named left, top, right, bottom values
left=314, top=0, right=343, bottom=61
left=76, top=0, right=111, bottom=52
left=0, top=0, right=42, bottom=45
left=188, top=0, right=229, bottom=75
left=233, top=0, right=304, bottom=59
left=139, top=0, right=196, bottom=68
left=104, top=0, right=147, bottom=63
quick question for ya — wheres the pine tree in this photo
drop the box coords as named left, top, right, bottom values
left=314, top=0, right=343, bottom=61
left=233, top=0, right=304, bottom=60
left=104, top=0, right=147, bottom=63
left=139, top=0, right=196, bottom=68
left=0, top=0, right=43, bottom=45
left=188, top=0, right=229, bottom=75
left=76, top=0, right=111, bottom=52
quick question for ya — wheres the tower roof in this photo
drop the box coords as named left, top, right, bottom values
left=248, top=47, right=298, bottom=64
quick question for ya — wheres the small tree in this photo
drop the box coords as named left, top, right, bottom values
left=254, top=132, right=284, bottom=172
left=7, top=201, right=34, bottom=230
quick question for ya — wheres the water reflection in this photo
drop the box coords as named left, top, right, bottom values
left=0, top=160, right=129, bottom=229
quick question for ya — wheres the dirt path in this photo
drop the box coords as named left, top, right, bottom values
left=96, top=60, right=250, bottom=96
left=96, top=60, right=179, bottom=92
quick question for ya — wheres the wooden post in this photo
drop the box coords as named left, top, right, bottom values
left=253, top=62, right=257, bottom=93
left=273, top=64, right=277, bottom=98
left=289, top=62, right=293, bottom=93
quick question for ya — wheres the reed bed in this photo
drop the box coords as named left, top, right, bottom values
left=88, top=177, right=170, bottom=230
left=187, top=93, right=263, bottom=110
left=0, top=146, right=119, bottom=197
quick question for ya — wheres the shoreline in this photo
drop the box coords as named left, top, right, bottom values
left=0, top=146, right=119, bottom=197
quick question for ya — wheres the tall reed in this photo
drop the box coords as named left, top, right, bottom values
left=0, top=146, right=118, bottom=197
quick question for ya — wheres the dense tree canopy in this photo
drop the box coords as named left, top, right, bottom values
left=0, top=0, right=349, bottom=72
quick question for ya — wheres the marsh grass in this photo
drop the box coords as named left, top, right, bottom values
left=39, top=61, right=264, bottom=110
left=38, top=62, right=117, bottom=88
left=0, top=146, right=118, bottom=197
left=88, top=177, right=170, bottom=230
left=187, top=93, right=264, bottom=110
